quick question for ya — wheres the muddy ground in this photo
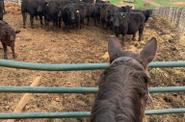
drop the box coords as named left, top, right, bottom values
left=0, top=3, right=185, bottom=122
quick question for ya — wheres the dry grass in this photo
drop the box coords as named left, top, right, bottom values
left=173, top=2, right=185, bottom=7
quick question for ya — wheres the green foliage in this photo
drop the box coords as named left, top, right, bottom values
left=153, top=0, right=185, bottom=8
left=109, top=0, right=121, bottom=5
left=135, top=0, right=144, bottom=9
left=108, top=0, right=185, bottom=8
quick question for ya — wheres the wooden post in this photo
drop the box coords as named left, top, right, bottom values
left=4, top=76, right=41, bottom=122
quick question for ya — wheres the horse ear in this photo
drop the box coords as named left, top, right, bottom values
left=139, top=37, right=157, bottom=67
left=108, top=36, right=122, bottom=63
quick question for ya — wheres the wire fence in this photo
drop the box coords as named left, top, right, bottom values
left=155, top=7, right=185, bottom=34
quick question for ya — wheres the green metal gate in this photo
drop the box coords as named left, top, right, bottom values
left=0, top=59, right=185, bottom=119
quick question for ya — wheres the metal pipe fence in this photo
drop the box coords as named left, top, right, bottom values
left=2, top=0, right=185, bottom=120
left=1, top=60, right=185, bottom=71
left=0, top=86, right=185, bottom=93
left=0, top=60, right=185, bottom=119
left=1, top=108, right=185, bottom=119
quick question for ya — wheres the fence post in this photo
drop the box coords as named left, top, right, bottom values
left=178, top=9, right=185, bottom=34
left=156, top=7, right=185, bottom=35
left=175, top=8, right=183, bottom=28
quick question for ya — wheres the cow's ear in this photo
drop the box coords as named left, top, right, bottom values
left=139, top=37, right=157, bottom=68
left=108, top=35, right=122, bottom=63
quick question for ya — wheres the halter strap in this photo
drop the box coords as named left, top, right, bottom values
left=111, top=56, right=153, bottom=103
left=111, top=56, right=151, bottom=78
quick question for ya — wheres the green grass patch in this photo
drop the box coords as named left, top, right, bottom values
left=135, top=0, right=144, bottom=9
left=152, top=0, right=185, bottom=8
left=109, top=0, right=121, bottom=5
left=109, top=0, right=185, bottom=8
left=109, top=0, right=144, bottom=8
left=154, top=0, right=171, bottom=7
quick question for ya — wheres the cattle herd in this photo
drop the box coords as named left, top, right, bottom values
left=0, top=0, right=153, bottom=59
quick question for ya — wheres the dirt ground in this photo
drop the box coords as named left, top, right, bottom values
left=173, top=2, right=185, bottom=7
left=0, top=3, right=185, bottom=122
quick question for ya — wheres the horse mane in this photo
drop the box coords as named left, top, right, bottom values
left=91, top=60, right=149, bottom=122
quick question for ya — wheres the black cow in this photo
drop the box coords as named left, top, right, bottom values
left=82, top=0, right=94, bottom=3
left=44, top=0, right=61, bottom=28
left=44, top=0, right=70, bottom=28
left=113, top=11, right=145, bottom=41
left=70, top=0, right=94, bottom=3
left=98, top=3, right=109, bottom=27
left=120, top=6, right=153, bottom=22
left=93, top=3, right=103, bottom=25
left=77, top=2, right=95, bottom=26
left=2, top=0, right=5, bottom=14
left=105, top=4, right=119, bottom=29
left=88, top=3, right=100, bottom=26
left=133, top=9, right=153, bottom=22
left=96, top=2, right=118, bottom=28
left=0, top=0, right=5, bottom=14
left=62, top=3, right=80, bottom=29
left=0, top=20, right=20, bottom=59
left=0, top=0, right=4, bottom=20
left=96, top=0, right=110, bottom=4
left=21, top=0, right=45, bottom=28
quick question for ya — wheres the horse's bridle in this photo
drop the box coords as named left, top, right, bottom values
left=111, top=56, right=153, bottom=104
